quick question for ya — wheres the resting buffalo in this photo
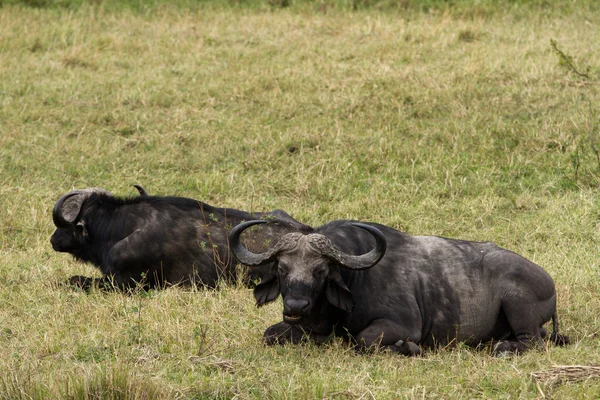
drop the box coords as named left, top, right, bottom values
left=230, top=219, right=569, bottom=355
left=50, top=187, right=306, bottom=290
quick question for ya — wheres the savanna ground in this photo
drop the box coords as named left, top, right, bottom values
left=1, top=0, right=600, bottom=398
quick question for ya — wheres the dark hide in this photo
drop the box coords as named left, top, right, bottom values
left=50, top=188, right=307, bottom=290
left=234, top=220, right=569, bottom=356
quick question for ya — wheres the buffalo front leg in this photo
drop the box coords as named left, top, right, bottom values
left=353, top=319, right=422, bottom=356
left=66, top=275, right=98, bottom=291
left=66, top=275, right=123, bottom=291
left=263, top=322, right=328, bottom=346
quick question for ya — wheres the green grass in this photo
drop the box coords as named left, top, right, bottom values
left=1, top=1, right=600, bottom=398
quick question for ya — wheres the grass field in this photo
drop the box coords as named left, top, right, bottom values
left=1, top=0, right=600, bottom=398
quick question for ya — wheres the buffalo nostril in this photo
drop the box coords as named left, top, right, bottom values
left=285, top=298, right=309, bottom=313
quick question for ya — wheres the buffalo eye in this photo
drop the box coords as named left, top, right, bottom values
left=277, top=261, right=290, bottom=276
left=313, top=267, right=328, bottom=280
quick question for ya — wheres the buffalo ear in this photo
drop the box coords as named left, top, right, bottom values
left=75, top=220, right=89, bottom=241
left=253, top=275, right=280, bottom=307
left=326, top=267, right=354, bottom=313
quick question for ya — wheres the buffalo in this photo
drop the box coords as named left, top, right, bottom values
left=50, top=186, right=306, bottom=290
left=230, top=219, right=569, bottom=355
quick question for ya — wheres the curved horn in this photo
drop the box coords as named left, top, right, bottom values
left=133, top=184, right=148, bottom=196
left=229, top=220, right=277, bottom=266
left=52, top=188, right=112, bottom=228
left=310, top=223, right=387, bottom=270
left=53, top=191, right=83, bottom=228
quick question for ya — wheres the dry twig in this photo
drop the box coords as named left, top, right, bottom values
left=188, top=355, right=236, bottom=372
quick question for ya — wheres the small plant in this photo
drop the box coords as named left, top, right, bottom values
left=550, top=39, right=592, bottom=80
left=193, top=324, right=209, bottom=356
left=122, top=284, right=146, bottom=345
left=268, top=0, right=289, bottom=8
left=458, top=29, right=477, bottom=43
left=567, top=102, right=600, bottom=183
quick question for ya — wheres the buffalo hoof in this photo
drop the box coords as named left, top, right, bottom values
left=262, top=322, right=330, bottom=345
left=492, top=340, right=532, bottom=356
left=65, top=275, right=120, bottom=292
left=263, top=322, right=306, bottom=345
left=550, top=332, right=570, bottom=346
left=392, top=340, right=422, bottom=357
left=66, top=275, right=96, bottom=291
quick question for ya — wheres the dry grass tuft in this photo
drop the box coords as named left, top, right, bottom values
left=531, top=365, right=600, bottom=385
left=531, top=365, right=600, bottom=398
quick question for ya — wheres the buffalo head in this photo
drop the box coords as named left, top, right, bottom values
left=230, top=220, right=387, bottom=324
left=50, top=188, right=112, bottom=253
left=50, top=185, right=149, bottom=255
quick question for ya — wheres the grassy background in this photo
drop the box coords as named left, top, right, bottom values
left=1, top=0, right=600, bottom=398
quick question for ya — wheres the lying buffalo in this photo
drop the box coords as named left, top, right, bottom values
left=50, top=186, right=306, bottom=290
left=230, top=219, right=569, bottom=355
